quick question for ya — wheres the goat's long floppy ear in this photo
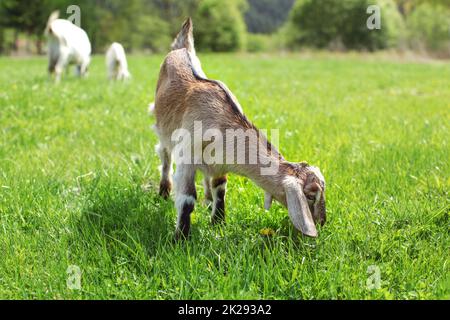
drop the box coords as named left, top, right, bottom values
left=284, top=181, right=318, bottom=237
left=264, top=192, right=272, bottom=210
left=171, top=17, right=195, bottom=54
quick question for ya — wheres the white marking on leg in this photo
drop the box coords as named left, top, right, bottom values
left=175, top=194, right=196, bottom=228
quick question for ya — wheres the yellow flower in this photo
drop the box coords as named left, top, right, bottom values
left=260, top=228, right=275, bottom=237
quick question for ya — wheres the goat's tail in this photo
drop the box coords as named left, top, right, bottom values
left=45, top=10, right=60, bottom=36
left=171, top=17, right=195, bottom=55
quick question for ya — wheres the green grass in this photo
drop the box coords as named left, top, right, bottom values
left=0, top=53, right=448, bottom=299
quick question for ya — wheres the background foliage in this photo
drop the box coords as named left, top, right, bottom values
left=406, top=2, right=450, bottom=55
left=245, top=0, right=295, bottom=34
left=193, top=0, right=247, bottom=52
left=285, top=0, right=405, bottom=51
left=0, top=0, right=449, bottom=54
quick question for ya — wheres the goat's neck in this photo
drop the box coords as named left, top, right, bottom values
left=231, top=146, right=288, bottom=201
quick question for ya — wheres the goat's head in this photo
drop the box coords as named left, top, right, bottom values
left=284, top=162, right=326, bottom=237
left=266, top=162, right=326, bottom=237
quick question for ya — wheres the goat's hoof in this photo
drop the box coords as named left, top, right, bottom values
left=159, top=180, right=172, bottom=199
left=159, top=190, right=170, bottom=199
left=174, top=230, right=189, bottom=242
left=159, top=187, right=171, bottom=199
left=211, top=216, right=226, bottom=226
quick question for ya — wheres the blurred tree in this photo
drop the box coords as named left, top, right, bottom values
left=406, top=2, right=450, bottom=53
left=148, top=0, right=201, bottom=35
left=0, top=27, right=4, bottom=54
left=246, top=33, right=272, bottom=52
left=93, top=0, right=142, bottom=51
left=131, top=15, right=172, bottom=52
left=286, top=0, right=405, bottom=50
left=0, top=0, right=54, bottom=53
left=194, top=0, right=248, bottom=51
left=394, top=0, right=450, bottom=15
left=2, top=0, right=445, bottom=55
left=0, top=0, right=100, bottom=53
left=245, top=0, right=295, bottom=34
left=77, top=0, right=172, bottom=53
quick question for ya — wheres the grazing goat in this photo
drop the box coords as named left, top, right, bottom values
left=45, top=11, right=91, bottom=82
left=153, top=18, right=326, bottom=239
left=106, top=42, right=131, bottom=81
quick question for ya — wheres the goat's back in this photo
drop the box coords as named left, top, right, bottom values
left=106, top=43, right=127, bottom=66
left=48, top=19, right=91, bottom=56
left=154, top=49, right=197, bottom=132
left=155, top=48, right=253, bottom=137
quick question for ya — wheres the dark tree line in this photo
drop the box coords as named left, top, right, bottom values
left=0, top=0, right=448, bottom=55
left=285, top=0, right=450, bottom=55
left=0, top=0, right=287, bottom=54
left=245, top=0, right=295, bottom=34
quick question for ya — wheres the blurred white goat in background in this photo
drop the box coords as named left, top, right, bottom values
left=106, top=42, right=131, bottom=81
left=45, top=11, right=92, bottom=82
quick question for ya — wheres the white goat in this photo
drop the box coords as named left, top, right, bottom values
left=106, top=42, right=131, bottom=81
left=45, top=11, right=91, bottom=82
left=153, top=18, right=327, bottom=240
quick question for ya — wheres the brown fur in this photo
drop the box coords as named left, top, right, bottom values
left=153, top=18, right=326, bottom=238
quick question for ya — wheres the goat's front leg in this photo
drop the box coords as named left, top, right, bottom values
left=211, top=176, right=227, bottom=225
left=54, top=52, right=69, bottom=83
left=156, top=143, right=173, bottom=199
left=48, top=58, right=57, bottom=77
left=54, top=62, right=64, bottom=83
left=203, top=176, right=213, bottom=203
left=79, top=60, right=90, bottom=78
left=174, top=165, right=197, bottom=240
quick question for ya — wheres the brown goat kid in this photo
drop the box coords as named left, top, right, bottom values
left=153, top=18, right=326, bottom=239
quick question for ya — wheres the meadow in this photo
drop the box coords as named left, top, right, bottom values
left=0, top=53, right=448, bottom=299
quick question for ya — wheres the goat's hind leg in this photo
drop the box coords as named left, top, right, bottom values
left=156, top=143, right=173, bottom=199
left=211, top=176, right=227, bottom=225
left=79, top=58, right=90, bottom=78
left=203, top=176, right=213, bottom=204
left=174, top=164, right=197, bottom=240
left=48, top=57, right=57, bottom=77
